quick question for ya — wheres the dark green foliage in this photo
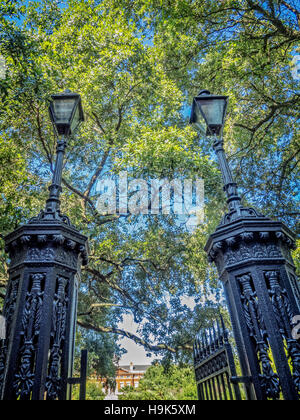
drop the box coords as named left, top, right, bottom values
left=119, top=364, right=197, bottom=400
left=0, top=0, right=298, bottom=366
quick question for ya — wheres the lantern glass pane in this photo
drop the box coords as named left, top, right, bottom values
left=193, top=103, right=207, bottom=135
left=70, top=103, right=80, bottom=133
left=53, top=98, right=76, bottom=123
left=197, top=98, right=226, bottom=127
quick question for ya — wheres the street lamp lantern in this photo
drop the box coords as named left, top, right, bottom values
left=190, top=89, right=241, bottom=212
left=190, top=90, right=228, bottom=136
left=49, top=90, right=84, bottom=136
left=43, top=90, right=85, bottom=222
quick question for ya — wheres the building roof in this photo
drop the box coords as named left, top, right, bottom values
left=119, top=365, right=150, bottom=373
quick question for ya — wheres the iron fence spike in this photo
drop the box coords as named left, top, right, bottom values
left=209, top=327, right=215, bottom=352
left=204, top=329, right=210, bottom=355
left=220, top=314, right=226, bottom=333
left=202, top=332, right=207, bottom=357
left=216, top=319, right=222, bottom=345
left=212, top=322, right=218, bottom=349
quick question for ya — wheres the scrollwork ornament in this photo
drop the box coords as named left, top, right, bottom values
left=53, top=234, right=65, bottom=245
left=239, top=274, right=281, bottom=399
left=276, top=232, right=285, bottom=241
left=226, top=237, right=236, bottom=246
left=239, top=244, right=251, bottom=260
left=225, top=249, right=238, bottom=265
left=259, top=232, right=270, bottom=240
left=241, top=232, right=254, bottom=242
left=13, top=273, right=45, bottom=399
left=266, top=244, right=281, bottom=258
left=252, top=243, right=267, bottom=259
left=265, top=271, right=300, bottom=393
left=37, top=235, right=47, bottom=245
left=258, top=341, right=282, bottom=400
left=45, top=277, right=69, bottom=400
left=66, top=240, right=76, bottom=250
left=0, top=277, right=19, bottom=393
left=20, top=236, right=31, bottom=245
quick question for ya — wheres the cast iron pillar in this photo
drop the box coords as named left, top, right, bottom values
left=0, top=138, right=88, bottom=400
left=205, top=138, right=300, bottom=400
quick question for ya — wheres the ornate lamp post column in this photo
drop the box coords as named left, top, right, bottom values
left=190, top=91, right=300, bottom=400
left=0, top=91, right=89, bottom=400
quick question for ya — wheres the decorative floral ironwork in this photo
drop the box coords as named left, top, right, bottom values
left=45, top=277, right=69, bottom=400
left=222, top=239, right=284, bottom=267
left=53, top=234, right=65, bottom=245
left=56, top=249, right=78, bottom=268
left=265, top=271, right=300, bottom=393
left=27, top=247, right=55, bottom=261
left=0, top=277, right=19, bottom=393
left=238, top=274, right=281, bottom=400
left=13, top=273, right=45, bottom=399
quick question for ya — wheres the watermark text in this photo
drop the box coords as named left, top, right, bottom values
left=96, top=172, right=205, bottom=229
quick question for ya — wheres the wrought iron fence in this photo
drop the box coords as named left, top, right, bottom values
left=193, top=317, right=249, bottom=400
left=67, top=349, right=88, bottom=401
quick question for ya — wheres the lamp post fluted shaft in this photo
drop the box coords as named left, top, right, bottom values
left=46, top=139, right=67, bottom=214
left=46, top=139, right=67, bottom=210
left=213, top=138, right=242, bottom=213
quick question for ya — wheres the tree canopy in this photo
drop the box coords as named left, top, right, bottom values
left=119, top=363, right=197, bottom=400
left=0, top=0, right=299, bottom=369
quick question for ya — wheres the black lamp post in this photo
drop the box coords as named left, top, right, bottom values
left=0, top=91, right=88, bottom=400
left=191, top=90, right=242, bottom=215
left=43, top=90, right=84, bottom=223
left=191, top=90, right=300, bottom=400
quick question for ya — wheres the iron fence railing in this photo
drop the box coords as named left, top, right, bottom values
left=194, top=317, right=250, bottom=400
left=67, top=349, right=88, bottom=401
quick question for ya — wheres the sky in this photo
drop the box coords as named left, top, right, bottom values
left=118, top=295, right=198, bottom=366
left=118, top=314, right=153, bottom=366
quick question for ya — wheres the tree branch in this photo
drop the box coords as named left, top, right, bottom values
left=84, top=267, right=135, bottom=305
left=78, top=303, right=123, bottom=317
left=84, top=267, right=169, bottom=326
left=35, top=106, right=53, bottom=169
left=91, top=112, right=106, bottom=135
left=280, top=0, right=300, bottom=27
left=83, top=131, right=114, bottom=203
left=278, top=148, right=300, bottom=192
left=246, top=0, right=299, bottom=38
left=77, top=320, right=193, bottom=353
